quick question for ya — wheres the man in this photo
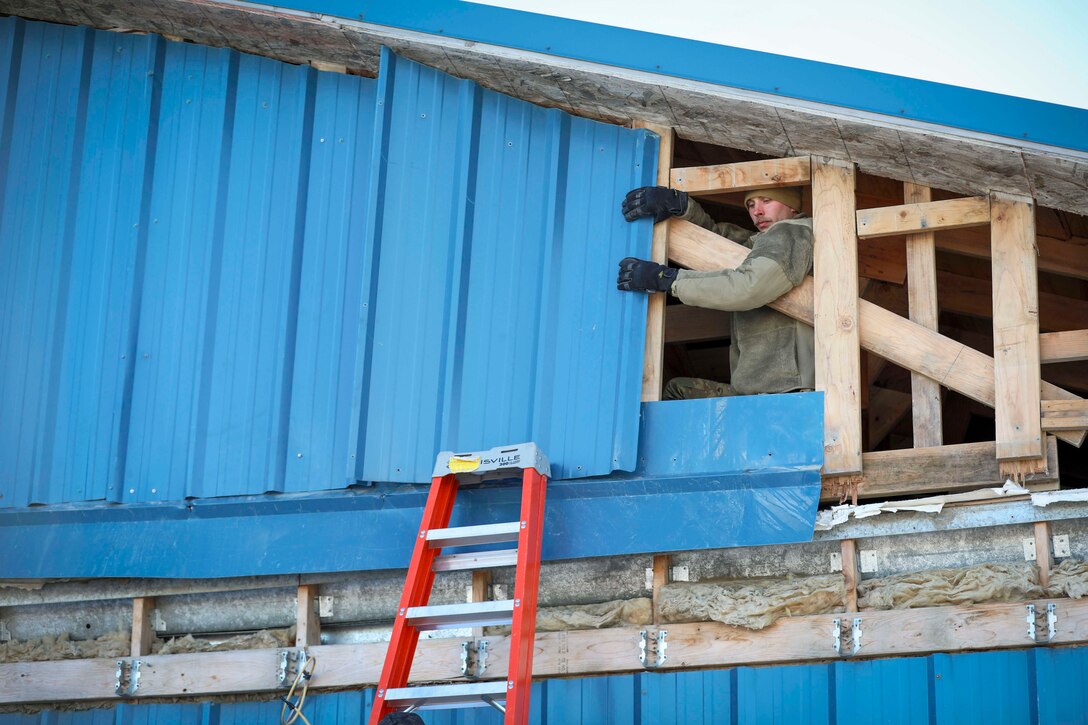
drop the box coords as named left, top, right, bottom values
left=617, top=185, right=814, bottom=399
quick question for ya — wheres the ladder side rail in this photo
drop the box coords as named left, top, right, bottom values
left=504, top=468, right=548, bottom=724
left=369, top=473, right=460, bottom=725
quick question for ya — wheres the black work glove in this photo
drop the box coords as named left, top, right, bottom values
left=621, top=186, right=688, bottom=223
left=617, top=257, right=678, bottom=293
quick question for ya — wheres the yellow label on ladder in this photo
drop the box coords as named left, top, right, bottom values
left=448, top=455, right=481, bottom=473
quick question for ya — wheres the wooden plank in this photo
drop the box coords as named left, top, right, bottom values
left=857, top=196, right=990, bottom=239
left=812, top=157, right=862, bottom=475
left=841, top=540, right=859, bottom=613
left=1042, top=399, right=1088, bottom=431
left=131, top=596, right=156, bottom=658
left=471, top=570, right=492, bottom=640
left=635, top=122, right=674, bottom=402
left=670, top=156, right=810, bottom=195
left=666, top=218, right=1087, bottom=447
left=991, top=193, right=1044, bottom=463
left=664, top=304, right=731, bottom=344
left=903, top=182, right=943, bottom=447
left=1041, top=330, right=1088, bottom=363
left=652, top=554, right=670, bottom=625
left=9, top=598, right=1088, bottom=705
left=1035, top=522, right=1052, bottom=590
left=296, top=584, right=320, bottom=648
left=820, top=437, right=1059, bottom=503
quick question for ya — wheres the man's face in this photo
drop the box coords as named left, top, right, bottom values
left=746, top=196, right=798, bottom=232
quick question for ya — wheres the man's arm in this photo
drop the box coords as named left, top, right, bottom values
left=680, top=199, right=755, bottom=243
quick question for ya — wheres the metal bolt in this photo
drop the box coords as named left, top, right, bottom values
left=151, top=488, right=156, bottom=494
left=320, top=138, right=325, bottom=143
left=296, top=453, right=303, bottom=459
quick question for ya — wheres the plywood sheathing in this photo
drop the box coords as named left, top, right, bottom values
left=7, top=0, right=1087, bottom=215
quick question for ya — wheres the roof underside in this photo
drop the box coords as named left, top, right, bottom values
left=4, top=0, right=1087, bottom=215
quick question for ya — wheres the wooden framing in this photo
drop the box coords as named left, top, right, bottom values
left=1041, top=330, right=1088, bottom=363
left=651, top=554, right=670, bottom=625
left=856, top=196, right=990, bottom=239
left=903, top=182, right=943, bottom=447
left=8, top=597, right=1088, bottom=705
left=812, top=157, right=863, bottom=476
left=296, top=584, right=320, bottom=648
left=840, top=540, right=859, bottom=613
left=670, top=156, right=810, bottom=195
left=130, top=597, right=157, bottom=658
left=666, top=218, right=1087, bottom=447
left=821, top=437, right=1059, bottom=502
left=990, top=193, right=1045, bottom=468
left=1042, top=400, right=1088, bottom=431
left=1034, top=522, right=1052, bottom=590
left=634, top=122, right=674, bottom=402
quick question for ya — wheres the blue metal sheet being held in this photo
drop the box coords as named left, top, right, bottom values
left=0, top=18, right=655, bottom=508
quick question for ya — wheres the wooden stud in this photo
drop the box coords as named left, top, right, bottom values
left=812, top=157, right=862, bottom=475
left=471, top=569, right=492, bottom=640
left=666, top=218, right=1087, bottom=447
left=651, top=554, right=670, bottom=626
left=1041, top=330, right=1088, bottom=363
left=990, top=192, right=1045, bottom=469
left=820, top=437, right=1059, bottom=502
left=670, top=156, right=810, bottom=195
left=10, top=598, right=1088, bottom=705
left=856, top=196, right=990, bottom=239
left=840, top=540, right=859, bottom=613
left=1035, top=521, right=1052, bottom=590
left=634, top=122, right=674, bottom=402
left=131, top=596, right=157, bottom=658
left=903, top=183, right=943, bottom=447
left=296, top=584, right=320, bottom=648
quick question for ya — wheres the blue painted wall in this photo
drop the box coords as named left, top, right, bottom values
left=5, top=647, right=1087, bottom=724
left=0, top=18, right=656, bottom=508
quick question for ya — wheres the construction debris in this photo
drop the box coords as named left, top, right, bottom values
left=858, top=562, right=1043, bottom=609
left=658, top=575, right=845, bottom=630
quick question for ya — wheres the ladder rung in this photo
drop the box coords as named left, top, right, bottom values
left=384, top=681, right=508, bottom=710
left=426, top=521, right=521, bottom=548
left=406, top=600, right=514, bottom=630
left=433, top=548, right=518, bottom=572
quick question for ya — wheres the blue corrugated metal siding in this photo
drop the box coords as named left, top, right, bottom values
left=6, top=648, right=1087, bottom=724
left=0, top=18, right=654, bottom=507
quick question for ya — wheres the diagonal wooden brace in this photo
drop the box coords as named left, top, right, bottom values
left=666, top=218, right=1086, bottom=447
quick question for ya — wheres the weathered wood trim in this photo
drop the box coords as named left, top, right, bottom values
left=667, top=218, right=1086, bottom=447
left=812, top=157, right=862, bottom=475
left=856, top=196, right=990, bottom=239
left=670, top=156, right=810, bottom=195
left=635, top=122, right=674, bottom=402
left=7, top=598, right=1088, bottom=705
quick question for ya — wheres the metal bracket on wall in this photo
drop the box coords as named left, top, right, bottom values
left=460, top=639, right=490, bottom=678
left=639, top=629, right=668, bottom=669
left=832, top=618, right=862, bottom=655
left=114, top=659, right=141, bottom=697
left=277, top=649, right=309, bottom=687
left=1026, top=603, right=1058, bottom=643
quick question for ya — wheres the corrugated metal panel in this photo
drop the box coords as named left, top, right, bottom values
left=352, top=48, right=655, bottom=483
left=8, top=648, right=1088, bottom=723
left=0, top=18, right=654, bottom=507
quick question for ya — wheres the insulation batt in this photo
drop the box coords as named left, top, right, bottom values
left=858, top=562, right=1043, bottom=609
left=657, top=575, right=845, bottom=630
left=489, top=598, right=651, bottom=635
left=1048, top=558, right=1088, bottom=599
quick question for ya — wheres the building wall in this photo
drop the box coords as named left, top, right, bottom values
left=3, top=647, right=1086, bottom=724
left=0, top=18, right=657, bottom=508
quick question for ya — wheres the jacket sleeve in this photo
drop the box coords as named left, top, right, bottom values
left=680, top=199, right=755, bottom=243
left=669, top=218, right=813, bottom=311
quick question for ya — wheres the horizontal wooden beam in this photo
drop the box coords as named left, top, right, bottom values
left=933, top=271, right=1088, bottom=333
left=856, top=197, right=990, bottom=239
left=7, top=597, right=1088, bottom=705
left=821, top=437, right=1059, bottom=503
left=666, top=218, right=1086, bottom=447
left=1042, top=399, right=1088, bottom=432
left=670, top=157, right=810, bottom=195
left=1041, top=330, right=1088, bottom=363
left=936, top=226, right=1088, bottom=282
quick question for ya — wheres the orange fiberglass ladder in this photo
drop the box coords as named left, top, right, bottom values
left=368, top=443, right=550, bottom=725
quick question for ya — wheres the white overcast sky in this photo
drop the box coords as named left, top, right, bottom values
left=472, top=0, right=1088, bottom=110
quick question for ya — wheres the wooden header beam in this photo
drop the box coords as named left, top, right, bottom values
left=667, top=218, right=1087, bottom=447
left=856, top=196, right=990, bottom=239
left=7, top=597, right=1088, bottom=705
left=670, top=156, right=810, bottom=195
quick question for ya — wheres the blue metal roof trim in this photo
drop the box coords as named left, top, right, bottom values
left=5, top=648, right=1086, bottom=723
left=0, top=19, right=653, bottom=507
left=353, top=47, right=654, bottom=483
left=278, top=0, right=1088, bottom=152
left=0, top=394, right=821, bottom=578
